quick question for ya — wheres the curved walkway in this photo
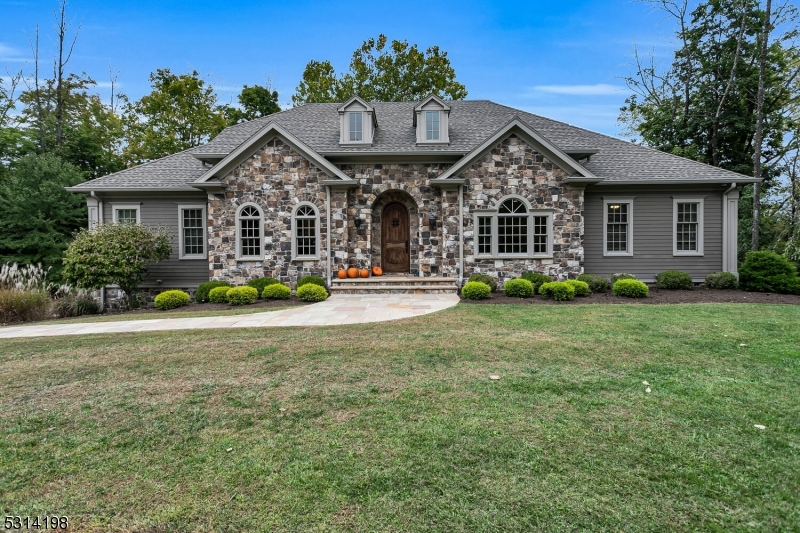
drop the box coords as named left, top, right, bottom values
left=0, top=294, right=460, bottom=339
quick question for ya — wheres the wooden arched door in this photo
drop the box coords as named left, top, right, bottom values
left=381, top=202, right=410, bottom=273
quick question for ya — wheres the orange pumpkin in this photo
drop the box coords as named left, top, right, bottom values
left=359, top=268, right=369, bottom=278
left=372, top=266, right=383, bottom=276
left=347, top=267, right=359, bottom=278
left=337, top=269, right=347, bottom=279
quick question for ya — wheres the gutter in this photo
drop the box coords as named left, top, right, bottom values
left=66, top=186, right=203, bottom=193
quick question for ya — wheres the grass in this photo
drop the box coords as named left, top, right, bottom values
left=41, top=304, right=297, bottom=324
left=1, top=303, right=798, bottom=532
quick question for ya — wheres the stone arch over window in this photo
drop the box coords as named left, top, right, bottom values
left=475, top=195, right=553, bottom=258
left=292, top=201, right=320, bottom=260
left=236, top=202, right=264, bottom=260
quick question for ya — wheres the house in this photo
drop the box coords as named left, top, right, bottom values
left=66, top=95, right=756, bottom=302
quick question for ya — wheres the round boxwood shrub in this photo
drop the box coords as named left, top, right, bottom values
left=195, top=280, right=231, bottom=303
left=226, top=286, right=259, bottom=305
left=613, top=279, right=649, bottom=298
left=263, top=283, right=291, bottom=300
left=539, top=281, right=575, bottom=301
left=611, top=273, right=637, bottom=284
left=565, top=279, right=591, bottom=297
left=503, top=278, right=535, bottom=298
left=297, top=275, right=326, bottom=289
left=705, top=271, right=739, bottom=290
left=655, top=270, right=693, bottom=290
left=461, top=281, right=492, bottom=300
left=154, top=290, right=190, bottom=310
left=297, top=283, right=328, bottom=302
left=739, top=250, right=800, bottom=294
left=577, top=274, right=609, bottom=293
left=521, top=272, right=552, bottom=292
left=247, top=277, right=279, bottom=297
left=468, top=273, right=497, bottom=292
left=208, top=286, right=232, bottom=303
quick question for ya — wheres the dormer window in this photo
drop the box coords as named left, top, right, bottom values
left=414, top=94, right=450, bottom=145
left=338, top=96, right=376, bottom=145
left=425, top=111, right=440, bottom=141
left=349, top=112, right=363, bottom=141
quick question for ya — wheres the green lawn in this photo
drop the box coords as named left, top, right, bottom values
left=1, top=303, right=798, bottom=532
left=44, top=304, right=297, bottom=324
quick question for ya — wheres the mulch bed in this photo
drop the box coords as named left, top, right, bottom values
left=460, top=288, right=800, bottom=305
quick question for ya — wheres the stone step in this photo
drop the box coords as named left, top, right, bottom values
left=332, top=277, right=456, bottom=285
left=330, top=276, right=459, bottom=294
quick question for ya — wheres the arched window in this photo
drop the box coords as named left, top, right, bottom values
left=474, top=196, right=553, bottom=258
left=497, top=198, right=529, bottom=255
left=292, top=202, right=320, bottom=260
left=236, top=203, right=263, bottom=260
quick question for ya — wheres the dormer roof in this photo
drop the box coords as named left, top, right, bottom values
left=338, top=95, right=378, bottom=127
left=413, top=94, right=450, bottom=127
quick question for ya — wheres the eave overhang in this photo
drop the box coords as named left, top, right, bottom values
left=65, top=186, right=203, bottom=193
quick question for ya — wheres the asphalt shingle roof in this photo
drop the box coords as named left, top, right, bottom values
left=70, top=147, right=208, bottom=189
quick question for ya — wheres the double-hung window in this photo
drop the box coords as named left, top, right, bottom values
left=236, top=203, right=263, bottom=260
left=673, top=198, right=704, bottom=256
left=425, top=111, right=440, bottom=141
left=178, top=204, right=206, bottom=259
left=603, top=198, right=634, bottom=256
left=292, top=202, right=320, bottom=260
left=112, top=204, right=140, bottom=224
left=349, top=112, right=363, bottom=142
left=475, top=197, right=553, bottom=258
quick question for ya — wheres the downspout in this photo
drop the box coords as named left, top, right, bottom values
left=326, top=185, right=332, bottom=288
left=723, top=183, right=737, bottom=274
left=90, top=191, right=105, bottom=311
left=458, top=184, right=464, bottom=287
left=724, top=182, right=737, bottom=195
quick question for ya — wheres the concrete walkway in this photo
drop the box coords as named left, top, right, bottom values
left=0, top=294, right=460, bottom=339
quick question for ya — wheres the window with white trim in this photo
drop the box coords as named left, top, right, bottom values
left=425, top=111, right=440, bottom=141
left=178, top=204, right=206, bottom=259
left=349, top=112, right=363, bottom=142
left=236, top=203, right=263, bottom=259
left=474, top=197, right=553, bottom=258
left=603, top=198, right=634, bottom=256
left=292, top=203, right=320, bottom=260
left=112, top=204, right=140, bottom=224
left=673, top=198, right=704, bottom=256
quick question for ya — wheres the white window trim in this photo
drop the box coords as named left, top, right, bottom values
left=673, top=197, right=705, bottom=256
left=602, top=197, right=634, bottom=257
left=415, top=107, right=450, bottom=145
left=473, top=195, right=554, bottom=259
left=291, top=201, right=321, bottom=261
left=111, top=203, right=141, bottom=224
left=235, top=202, right=264, bottom=261
left=177, top=204, right=207, bottom=260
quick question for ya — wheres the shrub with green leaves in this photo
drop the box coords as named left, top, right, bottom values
left=655, top=270, right=693, bottom=290
left=195, top=281, right=231, bottom=303
left=208, top=286, right=232, bottom=303
left=705, top=271, right=739, bottom=290
left=539, top=281, right=575, bottom=301
left=51, top=288, right=99, bottom=318
left=739, top=250, right=800, bottom=294
left=521, top=272, right=552, bottom=292
left=0, top=288, right=50, bottom=323
left=503, top=278, right=535, bottom=298
left=263, top=283, right=291, bottom=300
left=468, top=274, right=497, bottom=292
left=297, top=283, right=328, bottom=302
left=565, top=279, right=591, bottom=296
left=577, top=274, right=609, bottom=293
left=297, top=275, right=326, bottom=289
left=611, top=273, right=637, bottom=283
left=461, top=281, right=492, bottom=300
left=247, top=277, right=279, bottom=297
left=613, top=279, right=649, bottom=298
left=226, top=286, right=259, bottom=305
left=154, top=290, right=190, bottom=310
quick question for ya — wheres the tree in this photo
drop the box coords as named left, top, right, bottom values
left=223, top=84, right=280, bottom=125
left=292, top=34, right=468, bottom=105
left=123, top=69, right=227, bottom=165
left=62, top=223, right=172, bottom=309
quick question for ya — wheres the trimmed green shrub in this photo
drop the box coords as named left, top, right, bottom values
left=263, top=283, right=291, bottom=300
left=51, top=289, right=99, bottom=318
left=739, top=250, right=800, bottom=294
left=705, top=271, right=739, bottom=290
left=297, top=275, right=326, bottom=289
left=655, top=270, right=693, bottom=290
left=461, top=281, right=492, bottom=300
left=611, top=273, right=637, bottom=283
left=503, top=278, right=535, bottom=298
left=539, top=281, right=575, bottom=301
left=196, top=281, right=231, bottom=303
left=0, top=289, right=50, bottom=323
left=613, top=279, right=649, bottom=298
left=226, top=286, right=259, bottom=305
left=468, top=274, right=497, bottom=292
left=208, top=286, right=232, bottom=303
left=565, top=279, right=591, bottom=296
left=521, top=272, right=552, bottom=292
left=577, top=274, right=609, bottom=293
left=297, top=283, right=328, bottom=302
left=154, top=290, right=190, bottom=310
left=247, top=277, right=279, bottom=297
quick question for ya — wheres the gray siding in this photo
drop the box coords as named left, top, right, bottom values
left=101, top=192, right=209, bottom=288
left=584, top=186, right=724, bottom=281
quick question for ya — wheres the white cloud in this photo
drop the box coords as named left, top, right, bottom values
left=0, top=43, right=26, bottom=62
left=530, top=84, right=625, bottom=96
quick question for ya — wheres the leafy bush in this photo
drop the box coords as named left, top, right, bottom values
left=503, top=278, right=535, bottom=298
left=154, top=290, right=190, bottom=310
left=263, top=283, right=291, bottom=300
left=705, top=271, right=739, bottom=290
left=461, top=281, right=492, bottom=300
left=468, top=274, right=498, bottom=292
left=209, top=286, right=232, bottom=303
left=565, top=279, right=591, bottom=296
left=196, top=281, right=231, bottom=303
left=51, top=289, right=99, bottom=318
left=739, top=250, right=800, bottom=294
left=0, top=289, right=50, bottom=323
left=577, top=274, right=609, bottom=293
left=247, top=277, right=279, bottom=297
left=611, top=273, right=637, bottom=283
left=297, top=283, right=328, bottom=302
left=655, top=270, right=693, bottom=290
left=539, top=281, right=575, bottom=301
left=226, top=286, right=259, bottom=305
left=297, top=275, right=326, bottom=289
left=613, top=279, right=649, bottom=298
left=521, top=272, right=552, bottom=292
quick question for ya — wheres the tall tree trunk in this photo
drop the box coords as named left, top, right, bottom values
left=53, top=0, right=80, bottom=149
left=752, top=0, right=772, bottom=250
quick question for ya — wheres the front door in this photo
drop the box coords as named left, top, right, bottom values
left=381, top=202, right=410, bottom=273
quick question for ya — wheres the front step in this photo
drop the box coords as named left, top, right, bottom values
left=330, top=276, right=459, bottom=294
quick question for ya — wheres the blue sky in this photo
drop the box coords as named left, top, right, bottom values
left=0, top=0, right=684, bottom=137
